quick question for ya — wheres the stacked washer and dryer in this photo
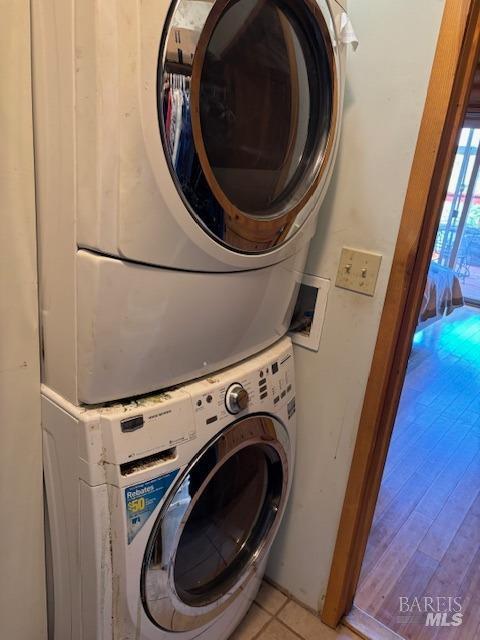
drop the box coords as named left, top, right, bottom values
left=32, top=0, right=349, bottom=638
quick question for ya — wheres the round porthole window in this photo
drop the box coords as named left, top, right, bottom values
left=141, top=415, right=289, bottom=632
left=159, top=0, right=336, bottom=253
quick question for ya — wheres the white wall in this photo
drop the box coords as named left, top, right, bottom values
left=268, top=0, right=445, bottom=612
left=0, top=1, right=47, bottom=638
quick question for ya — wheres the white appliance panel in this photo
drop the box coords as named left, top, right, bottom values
left=42, top=338, right=296, bottom=640
left=33, top=0, right=346, bottom=272
left=66, top=249, right=302, bottom=404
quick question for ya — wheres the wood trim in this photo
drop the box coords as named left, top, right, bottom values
left=321, top=0, right=480, bottom=629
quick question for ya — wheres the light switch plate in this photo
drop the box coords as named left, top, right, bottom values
left=335, top=248, right=382, bottom=297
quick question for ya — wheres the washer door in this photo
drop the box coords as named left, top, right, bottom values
left=141, top=415, right=290, bottom=632
left=159, top=0, right=337, bottom=253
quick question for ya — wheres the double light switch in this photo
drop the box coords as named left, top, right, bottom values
left=335, top=248, right=382, bottom=297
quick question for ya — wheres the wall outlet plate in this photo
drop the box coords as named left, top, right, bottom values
left=288, top=274, right=330, bottom=352
left=335, top=248, right=382, bottom=297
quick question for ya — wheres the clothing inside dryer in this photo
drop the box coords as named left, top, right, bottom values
left=163, top=72, right=226, bottom=240
left=159, top=0, right=333, bottom=251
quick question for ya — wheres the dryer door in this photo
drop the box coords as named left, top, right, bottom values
left=141, top=414, right=290, bottom=631
left=159, top=0, right=338, bottom=253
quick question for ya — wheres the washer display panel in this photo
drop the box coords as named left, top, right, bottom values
left=141, top=415, right=289, bottom=632
left=159, top=0, right=336, bottom=253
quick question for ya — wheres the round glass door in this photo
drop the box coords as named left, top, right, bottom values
left=159, top=0, right=336, bottom=253
left=141, top=415, right=289, bottom=632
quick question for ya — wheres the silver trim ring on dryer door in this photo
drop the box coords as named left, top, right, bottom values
left=140, top=414, right=290, bottom=632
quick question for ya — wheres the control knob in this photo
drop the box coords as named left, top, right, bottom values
left=225, top=383, right=249, bottom=414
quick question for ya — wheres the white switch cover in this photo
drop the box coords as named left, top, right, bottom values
left=335, top=248, right=382, bottom=297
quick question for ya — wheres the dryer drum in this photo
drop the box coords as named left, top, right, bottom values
left=140, top=414, right=289, bottom=632
left=158, top=0, right=337, bottom=253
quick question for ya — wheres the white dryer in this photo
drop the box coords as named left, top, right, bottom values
left=43, top=338, right=296, bottom=640
left=32, top=0, right=349, bottom=403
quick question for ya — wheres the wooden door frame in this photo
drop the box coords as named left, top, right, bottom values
left=322, top=0, right=480, bottom=629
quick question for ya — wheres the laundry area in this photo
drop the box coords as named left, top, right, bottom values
left=1, top=1, right=466, bottom=640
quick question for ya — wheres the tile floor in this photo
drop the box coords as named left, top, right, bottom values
left=231, top=581, right=359, bottom=640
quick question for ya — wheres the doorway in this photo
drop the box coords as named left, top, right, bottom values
left=354, top=291, right=480, bottom=636
left=353, top=107, right=480, bottom=637
left=322, top=0, right=480, bottom=636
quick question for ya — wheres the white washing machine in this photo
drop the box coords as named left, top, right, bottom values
left=43, top=338, right=296, bottom=640
left=32, top=0, right=350, bottom=404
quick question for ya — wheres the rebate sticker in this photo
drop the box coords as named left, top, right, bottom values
left=125, top=470, right=178, bottom=544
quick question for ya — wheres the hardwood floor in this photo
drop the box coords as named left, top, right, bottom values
left=354, top=306, right=480, bottom=639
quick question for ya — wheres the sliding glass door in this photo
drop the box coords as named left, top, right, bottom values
left=433, top=127, right=480, bottom=302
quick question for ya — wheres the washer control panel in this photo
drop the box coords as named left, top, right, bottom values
left=225, top=383, right=250, bottom=414
left=187, top=337, right=295, bottom=430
